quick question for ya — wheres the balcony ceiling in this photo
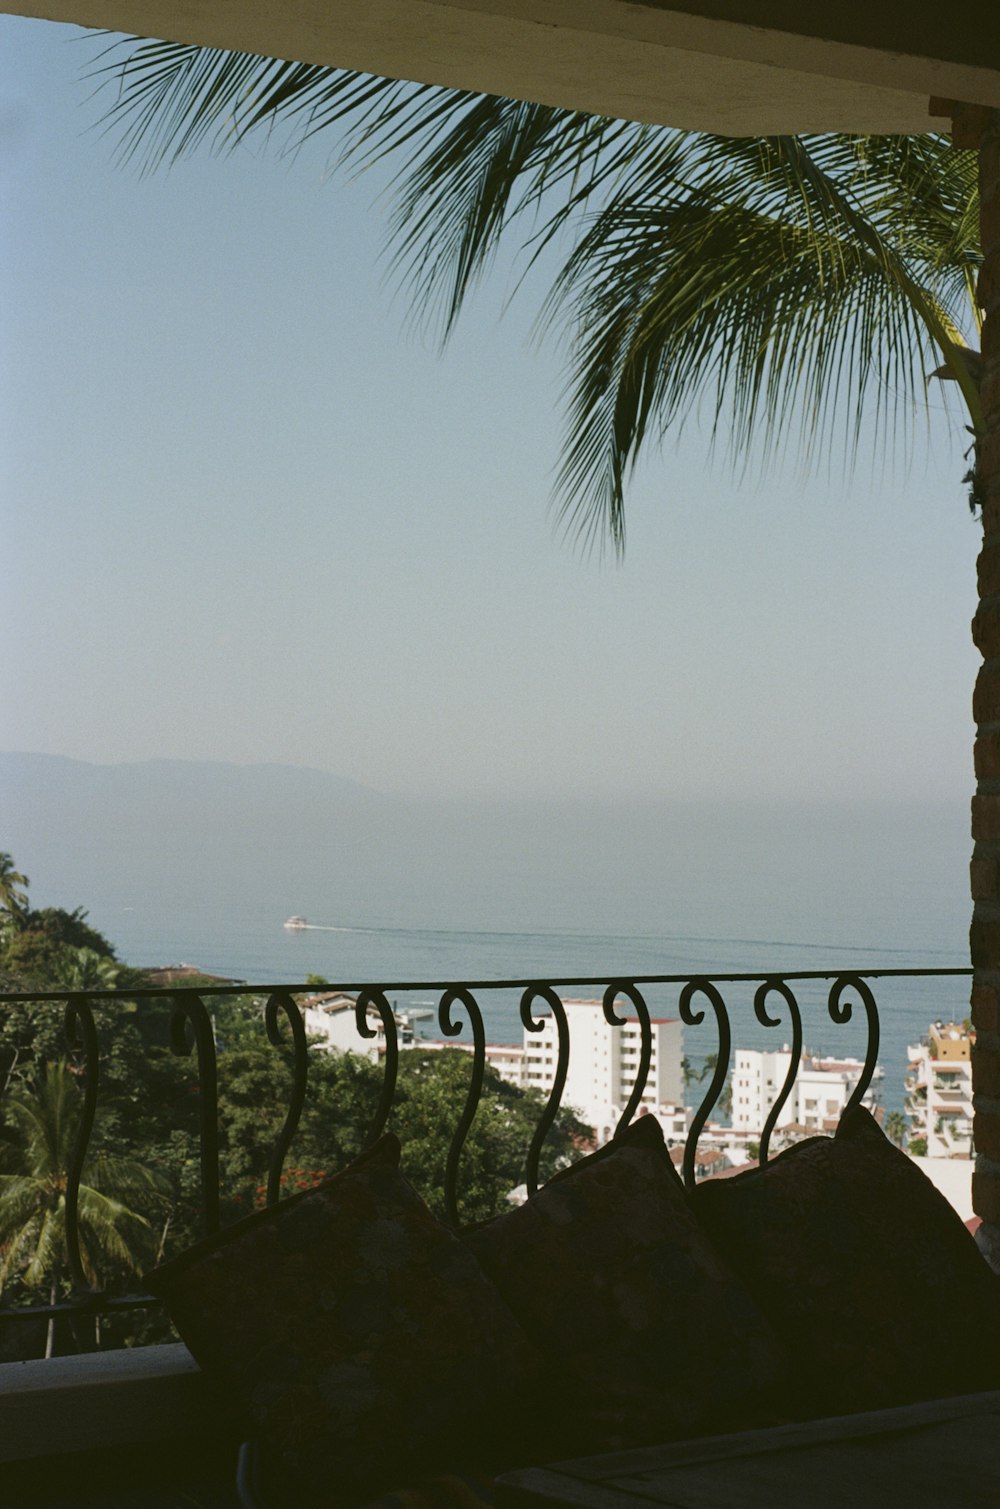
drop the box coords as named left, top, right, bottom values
left=4, top=0, right=999, bottom=134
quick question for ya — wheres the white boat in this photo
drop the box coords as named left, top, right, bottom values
left=283, top=915, right=308, bottom=930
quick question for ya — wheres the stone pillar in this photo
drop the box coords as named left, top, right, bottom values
left=970, top=108, right=1000, bottom=1269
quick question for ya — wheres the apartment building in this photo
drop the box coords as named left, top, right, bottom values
left=905, top=1022, right=974, bottom=1159
left=516, top=998, right=686, bottom=1144
left=730, top=1046, right=884, bottom=1136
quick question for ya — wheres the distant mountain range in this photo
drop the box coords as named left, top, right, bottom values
left=1, top=750, right=385, bottom=809
left=1, top=751, right=399, bottom=916
left=0, top=750, right=972, bottom=961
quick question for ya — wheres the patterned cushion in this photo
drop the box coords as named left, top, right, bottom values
left=144, top=1135, right=538, bottom=1508
left=692, top=1106, right=1000, bottom=1414
left=462, top=1114, right=788, bottom=1452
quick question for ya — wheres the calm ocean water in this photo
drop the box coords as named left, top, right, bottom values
left=4, top=755, right=975, bottom=1118
left=54, top=797, right=973, bottom=1117
left=114, top=916, right=968, bottom=1115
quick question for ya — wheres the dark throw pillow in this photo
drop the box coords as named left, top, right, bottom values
left=144, top=1135, right=538, bottom=1508
left=692, top=1105, right=1000, bottom=1415
left=462, top=1114, right=788, bottom=1453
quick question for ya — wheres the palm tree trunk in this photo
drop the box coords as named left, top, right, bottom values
left=44, top=1275, right=57, bottom=1360
left=155, top=1213, right=172, bottom=1265
left=971, top=108, right=1000, bottom=1269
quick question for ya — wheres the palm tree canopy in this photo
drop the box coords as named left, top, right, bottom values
left=882, top=1109, right=909, bottom=1148
left=94, top=44, right=983, bottom=552
left=0, top=1062, right=165, bottom=1289
left=0, top=853, right=30, bottom=928
left=48, top=947, right=121, bottom=993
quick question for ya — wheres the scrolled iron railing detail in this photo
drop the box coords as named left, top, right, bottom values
left=520, top=984, right=569, bottom=1198
left=679, top=978, right=732, bottom=1193
left=264, top=991, right=309, bottom=1208
left=602, top=981, right=652, bottom=1137
left=828, top=974, right=881, bottom=1114
left=0, top=967, right=973, bottom=1330
left=752, top=978, right=804, bottom=1166
left=437, top=987, right=487, bottom=1227
left=355, top=989, right=398, bottom=1147
left=168, top=992, right=221, bottom=1236
left=63, top=993, right=101, bottom=1290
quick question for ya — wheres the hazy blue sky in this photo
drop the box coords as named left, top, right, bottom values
left=0, top=16, right=983, bottom=803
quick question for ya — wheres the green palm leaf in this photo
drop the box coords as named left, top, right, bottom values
left=0, top=852, right=30, bottom=927
left=544, top=134, right=978, bottom=547
left=92, top=43, right=982, bottom=552
left=0, top=1063, right=167, bottom=1299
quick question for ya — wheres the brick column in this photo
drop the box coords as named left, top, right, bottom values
left=971, top=109, right=1000, bottom=1268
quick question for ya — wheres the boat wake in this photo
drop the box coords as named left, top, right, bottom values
left=283, top=916, right=370, bottom=933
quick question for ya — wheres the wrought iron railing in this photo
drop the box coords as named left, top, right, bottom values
left=0, top=967, right=972, bottom=1335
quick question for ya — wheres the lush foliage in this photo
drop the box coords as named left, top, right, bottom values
left=0, top=856, right=591, bottom=1356
left=0, top=859, right=146, bottom=997
left=0, top=855, right=29, bottom=931
left=94, top=49, right=983, bottom=549
left=882, top=1109, right=909, bottom=1148
left=0, top=1062, right=167, bottom=1356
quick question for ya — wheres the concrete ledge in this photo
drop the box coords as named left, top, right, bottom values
left=0, top=1343, right=233, bottom=1464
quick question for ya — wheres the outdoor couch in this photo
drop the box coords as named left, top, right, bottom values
left=142, top=1106, right=1000, bottom=1509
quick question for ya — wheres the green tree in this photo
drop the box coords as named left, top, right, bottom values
left=95, top=53, right=982, bottom=550
left=21, top=907, right=118, bottom=958
left=130, top=993, right=596, bottom=1254
left=0, top=905, right=135, bottom=995
left=883, top=1109, right=909, bottom=1148
left=680, top=1056, right=701, bottom=1092
left=0, top=854, right=29, bottom=934
left=0, top=1062, right=167, bottom=1356
left=700, top=1052, right=733, bottom=1120
left=203, top=1016, right=385, bottom=1221
left=188, top=1002, right=592, bottom=1229
left=47, top=947, right=121, bottom=994
left=390, top=1049, right=591, bottom=1224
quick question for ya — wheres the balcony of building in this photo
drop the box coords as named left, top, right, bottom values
left=0, top=965, right=986, bottom=1506
left=932, top=1078, right=971, bottom=1098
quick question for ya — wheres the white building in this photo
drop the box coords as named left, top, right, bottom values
left=407, top=1038, right=530, bottom=1083
left=518, top=998, right=686, bottom=1145
left=730, top=1046, right=884, bottom=1137
left=301, top=991, right=687, bottom=1148
left=905, top=1022, right=974, bottom=1159
left=414, top=1002, right=686, bottom=1146
left=300, top=991, right=427, bottom=1061
left=482, top=1042, right=528, bottom=1085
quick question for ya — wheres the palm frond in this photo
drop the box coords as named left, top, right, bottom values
left=90, top=40, right=982, bottom=552
left=21, top=1207, right=59, bottom=1289
left=543, top=133, right=978, bottom=550
left=77, top=1184, right=153, bottom=1272
left=0, top=1064, right=167, bottom=1291
left=381, top=102, right=662, bottom=339
left=91, top=39, right=413, bottom=172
